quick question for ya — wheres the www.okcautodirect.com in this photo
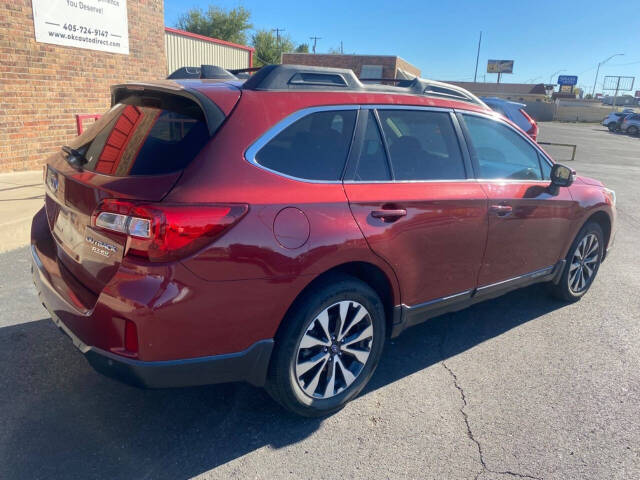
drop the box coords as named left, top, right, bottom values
left=47, top=30, right=121, bottom=48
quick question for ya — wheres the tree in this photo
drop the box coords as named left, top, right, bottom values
left=176, top=6, right=252, bottom=45
left=251, top=30, right=295, bottom=66
left=295, top=43, right=309, bottom=53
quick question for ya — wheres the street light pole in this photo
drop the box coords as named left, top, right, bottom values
left=591, top=53, right=624, bottom=97
left=473, top=31, right=482, bottom=83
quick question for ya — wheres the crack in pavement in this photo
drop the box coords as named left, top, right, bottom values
left=441, top=361, right=542, bottom=480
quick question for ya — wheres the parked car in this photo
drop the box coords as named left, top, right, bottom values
left=620, top=113, right=640, bottom=135
left=602, top=112, right=632, bottom=132
left=481, top=97, right=539, bottom=141
left=31, top=65, right=616, bottom=417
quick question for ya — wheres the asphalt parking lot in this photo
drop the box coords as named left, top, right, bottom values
left=0, top=122, right=638, bottom=480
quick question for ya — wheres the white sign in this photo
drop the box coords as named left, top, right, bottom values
left=32, top=0, right=129, bottom=55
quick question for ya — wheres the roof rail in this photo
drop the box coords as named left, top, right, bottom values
left=241, top=64, right=486, bottom=106
left=242, top=64, right=362, bottom=90
left=167, top=65, right=238, bottom=80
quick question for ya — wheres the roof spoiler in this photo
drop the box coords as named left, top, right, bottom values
left=110, top=83, right=226, bottom=136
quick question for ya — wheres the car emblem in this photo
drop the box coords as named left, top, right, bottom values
left=85, top=235, right=117, bottom=257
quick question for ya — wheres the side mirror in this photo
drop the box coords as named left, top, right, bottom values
left=549, top=163, right=574, bottom=195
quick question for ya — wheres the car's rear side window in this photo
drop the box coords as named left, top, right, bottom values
left=254, top=110, right=357, bottom=181
left=74, top=98, right=210, bottom=176
left=354, top=111, right=391, bottom=181
left=377, top=110, right=466, bottom=180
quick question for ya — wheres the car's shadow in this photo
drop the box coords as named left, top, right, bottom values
left=0, top=284, right=566, bottom=479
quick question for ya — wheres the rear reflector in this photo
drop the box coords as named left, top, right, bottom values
left=124, top=320, right=139, bottom=353
left=92, top=199, right=248, bottom=262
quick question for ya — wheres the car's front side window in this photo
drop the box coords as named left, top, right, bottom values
left=376, top=109, right=466, bottom=181
left=462, top=114, right=543, bottom=181
left=254, top=109, right=357, bottom=181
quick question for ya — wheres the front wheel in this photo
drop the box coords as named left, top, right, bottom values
left=607, top=123, right=617, bottom=132
left=266, top=275, right=386, bottom=417
left=550, top=221, right=604, bottom=302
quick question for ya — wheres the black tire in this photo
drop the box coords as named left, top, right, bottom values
left=607, top=123, right=617, bottom=132
left=550, top=221, right=604, bottom=302
left=266, top=274, right=386, bottom=417
left=628, top=125, right=638, bottom=136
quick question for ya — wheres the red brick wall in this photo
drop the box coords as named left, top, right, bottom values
left=0, top=0, right=166, bottom=172
left=281, top=53, right=421, bottom=81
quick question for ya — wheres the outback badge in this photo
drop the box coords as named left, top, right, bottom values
left=86, top=235, right=117, bottom=258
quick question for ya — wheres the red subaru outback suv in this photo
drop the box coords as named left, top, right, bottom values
left=32, top=65, right=616, bottom=416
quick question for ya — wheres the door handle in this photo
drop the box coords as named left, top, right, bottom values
left=371, top=209, right=407, bottom=222
left=489, top=204, right=513, bottom=216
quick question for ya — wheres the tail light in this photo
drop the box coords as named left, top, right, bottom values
left=92, top=199, right=248, bottom=262
left=519, top=108, right=538, bottom=141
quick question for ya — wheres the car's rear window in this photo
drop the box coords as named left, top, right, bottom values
left=72, top=96, right=210, bottom=176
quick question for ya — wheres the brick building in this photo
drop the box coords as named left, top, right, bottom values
left=0, top=0, right=166, bottom=172
left=281, top=53, right=421, bottom=82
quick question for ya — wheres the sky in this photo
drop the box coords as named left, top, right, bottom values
left=164, top=0, right=640, bottom=94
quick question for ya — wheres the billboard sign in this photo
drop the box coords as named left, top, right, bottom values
left=32, top=0, right=129, bottom=55
left=557, top=75, right=578, bottom=86
left=487, top=60, right=514, bottom=74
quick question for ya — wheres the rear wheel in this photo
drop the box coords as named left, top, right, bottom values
left=266, top=275, right=386, bottom=417
left=550, top=222, right=604, bottom=302
left=628, top=125, right=639, bottom=136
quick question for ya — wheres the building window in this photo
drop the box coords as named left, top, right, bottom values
left=361, top=65, right=383, bottom=83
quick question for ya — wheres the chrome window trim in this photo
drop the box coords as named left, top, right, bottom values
left=244, top=105, right=359, bottom=184
left=456, top=109, right=555, bottom=178
left=361, top=104, right=454, bottom=113
left=246, top=103, right=550, bottom=185
left=343, top=178, right=478, bottom=184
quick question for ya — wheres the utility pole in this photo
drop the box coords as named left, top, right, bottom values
left=612, top=76, right=621, bottom=112
left=473, top=31, right=482, bottom=83
left=497, top=72, right=501, bottom=84
left=310, top=36, right=321, bottom=54
left=272, top=28, right=285, bottom=48
left=591, top=53, right=624, bottom=97
left=340, top=41, right=343, bottom=54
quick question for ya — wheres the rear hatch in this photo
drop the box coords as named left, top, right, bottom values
left=43, top=82, right=239, bottom=295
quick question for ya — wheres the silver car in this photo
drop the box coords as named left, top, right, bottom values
left=620, top=113, right=640, bottom=135
left=602, top=111, right=632, bottom=131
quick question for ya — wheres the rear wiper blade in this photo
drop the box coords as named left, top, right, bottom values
left=61, top=145, right=88, bottom=170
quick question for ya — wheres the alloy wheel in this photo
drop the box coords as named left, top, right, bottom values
left=568, top=233, right=599, bottom=294
left=294, top=301, right=373, bottom=399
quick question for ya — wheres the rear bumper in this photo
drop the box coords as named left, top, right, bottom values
left=32, top=242, right=274, bottom=388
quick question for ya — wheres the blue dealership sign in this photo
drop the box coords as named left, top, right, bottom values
left=557, top=75, right=578, bottom=86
